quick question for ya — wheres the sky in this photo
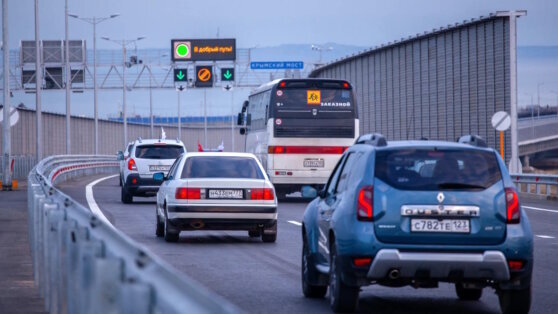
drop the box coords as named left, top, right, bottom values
left=2, top=0, right=558, bottom=49
left=1, top=0, right=558, bottom=119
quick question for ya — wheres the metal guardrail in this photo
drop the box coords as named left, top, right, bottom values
left=511, top=173, right=558, bottom=198
left=28, top=155, right=240, bottom=314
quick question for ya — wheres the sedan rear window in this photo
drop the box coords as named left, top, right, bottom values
left=135, top=145, right=184, bottom=159
left=181, top=156, right=264, bottom=179
left=374, top=148, right=502, bottom=190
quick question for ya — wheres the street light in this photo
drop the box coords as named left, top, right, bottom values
left=102, top=36, right=145, bottom=147
left=69, top=13, right=119, bottom=155
left=311, top=44, right=333, bottom=65
left=537, top=82, right=544, bottom=118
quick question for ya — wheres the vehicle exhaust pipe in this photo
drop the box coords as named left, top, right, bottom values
left=388, top=269, right=400, bottom=280
left=190, top=221, right=204, bottom=229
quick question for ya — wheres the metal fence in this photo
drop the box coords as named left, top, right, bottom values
left=511, top=173, right=558, bottom=198
left=27, top=155, right=241, bottom=313
left=0, top=155, right=37, bottom=180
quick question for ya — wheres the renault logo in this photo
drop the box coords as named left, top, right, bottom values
left=437, top=192, right=445, bottom=203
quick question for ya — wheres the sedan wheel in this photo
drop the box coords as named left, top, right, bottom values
left=163, top=210, right=179, bottom=243
left=155, top=207, right=164, bottom=237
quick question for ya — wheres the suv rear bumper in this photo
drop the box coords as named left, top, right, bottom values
left=367, top=249, right=510, bottom=281
left=124, top=173, right=161, bottom=196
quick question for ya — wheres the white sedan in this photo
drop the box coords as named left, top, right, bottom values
left=154, top=152, right=278, bottom=243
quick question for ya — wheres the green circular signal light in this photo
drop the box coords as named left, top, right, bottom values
left=176, top=44, right=189, bottom=57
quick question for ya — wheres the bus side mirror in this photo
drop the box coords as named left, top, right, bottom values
left=239, top=128, right=246, bottom=135
left=237, top=113, right=243, bottom=126
left=246, top=114, right=252, bottom=126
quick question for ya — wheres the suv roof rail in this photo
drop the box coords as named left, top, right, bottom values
left=355, top=133, right=387, bottom=147
left=457, top=135, right=487, bottom=148
left=137, top=137, right=142, bottom=143
left=176, top=138, right=181, bottom=143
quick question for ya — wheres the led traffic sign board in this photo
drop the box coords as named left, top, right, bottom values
left=172, top=39, right=236, bottom=61
left=250, top=61, right=304, bottom=70
left=173, top=69, right=188, bottom=82
left=195, top=66, right=213, bottom=87
left=221, top=68, right=235, bottom=81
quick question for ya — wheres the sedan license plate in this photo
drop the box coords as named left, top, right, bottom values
left=411, top=219, right=470, bottom=233
left=149, top=165, right=170, bottom=172
left=303, top=158, right=324, bottom=168
left=208, top=189, right=244, bottom=199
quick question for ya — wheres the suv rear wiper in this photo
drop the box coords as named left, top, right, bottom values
left=437, top=182, right=486, bottom=190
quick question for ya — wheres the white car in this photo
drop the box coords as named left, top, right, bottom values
left=118, top=142, right=134, bottom=187
left=121, top=138, right=186, bottom=203
left=154, top=152, right=278, bottom=243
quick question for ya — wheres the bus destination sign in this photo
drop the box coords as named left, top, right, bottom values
left=172, top=39, right=236, bottom=61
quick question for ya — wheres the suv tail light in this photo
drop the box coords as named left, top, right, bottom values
left=128, top=158, right=137, bottom=171
left=357, top=186, right=374, bottom=221
left=505, top=188, right=520, bottom=224
left=175, top=188, right=201, bottom=200
left=251, top=188, right=274, bottom=200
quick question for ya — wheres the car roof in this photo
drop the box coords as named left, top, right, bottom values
left=183, top=152, right=258, bottom=159
left=356, top=140, right=495, bottom=153
left=134, top=139, right=184, bottom=146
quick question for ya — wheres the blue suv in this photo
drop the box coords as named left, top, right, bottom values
left=301, top=134, right=533, bottom=313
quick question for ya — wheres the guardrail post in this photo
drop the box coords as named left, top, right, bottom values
left=57, top=218, right=76, bottom=314
left=119, top=281, right=152, bottom=314
left=41, top=201, right=59, bottom=311
left=77, top=239, right=104, bottom=314
left=536, top=183, right=540, bottom=195
left=65, top=225, right=89, bottom=314
left=90, top=257, right=124, bottom=314
left=47, top=208, right=64, bottom=314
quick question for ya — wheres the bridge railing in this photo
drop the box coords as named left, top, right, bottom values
left=28, top=155, right=241, bottom=314
left=511, top=173, right=558, bottom=198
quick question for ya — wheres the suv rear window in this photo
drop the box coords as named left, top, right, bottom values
left=374, top=148, right=502, bottom=190
left=135, top=145, right=184, bottom=159
left=181, top=156, right=264, bottom=179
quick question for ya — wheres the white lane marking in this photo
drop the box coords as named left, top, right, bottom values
left=86, top=174, right=118, bottom=227
left=523, top=206, right=558, bottom=214
left=287, top=220, right=302, bottom=226
left=536, top=235, right=556, bottom=239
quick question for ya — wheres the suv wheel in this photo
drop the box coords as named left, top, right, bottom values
left=302, top=231, right=327, bottom=298
left=163, top=210, right=179, bottom=242
left=329, top=241, right=359, bottom=313
left=121, top=187, right=133, bottom=204
left=155, top=207, right=164, bottom=237
left=262, top=222, right=277, bottom=243
left=455, top=283, right=482, bottom=300
left=248, top=230, right=261, bottom=238
left=498, top=287, right=531, bottom=314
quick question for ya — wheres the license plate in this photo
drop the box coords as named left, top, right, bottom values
left=411, top=219, right=470, bottom=233
left=208, top=189, right=244, bottom=199
left=149, top=165, right=170, bottom=172
left=303, top=158, right=324, bottom=168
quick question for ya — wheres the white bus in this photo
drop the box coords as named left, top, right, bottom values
left=238, top=79, right=359, bottom=198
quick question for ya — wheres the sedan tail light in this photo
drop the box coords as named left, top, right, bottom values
left=505, top=187, right=520, bottom=224
left=357, top=186, right=374, bottom=221
left=251, top=188, right=274, bottom=200
left=128, top=158, right=137, bottom=171
left=175, top=188, right=201, bottom=200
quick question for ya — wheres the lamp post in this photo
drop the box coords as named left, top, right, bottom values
left=2, top=0, right=11, bottom=190
left=311, top=44, right=333, bottom=65
left=101, top=36, right=144, bottom=147
left=537, top=82, right=544, bottom=118
left=69, top=13, right=119, bottom=154
left=35, top=0, right=42, bottom=161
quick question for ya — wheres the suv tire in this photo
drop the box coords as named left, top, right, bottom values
left=329, top=241, right=359, bottom=313
left=248, top=230, right=261, bottom=238
left=302, top=231, right=327, bottom=298
left=121, top=187, right=133, bottom=204
left=498, top=287, right=531, bottom=314
left=262, top=223, right=277, bottom=243
left=455, top=283, right=482, bottom=300
left=163, top=211, right=179, bottom=243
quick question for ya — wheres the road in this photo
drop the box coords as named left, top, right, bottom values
left=59, top=174, right=558, bottom=314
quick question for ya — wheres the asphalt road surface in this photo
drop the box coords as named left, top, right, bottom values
left=59, top=174, right=558, bottom=314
